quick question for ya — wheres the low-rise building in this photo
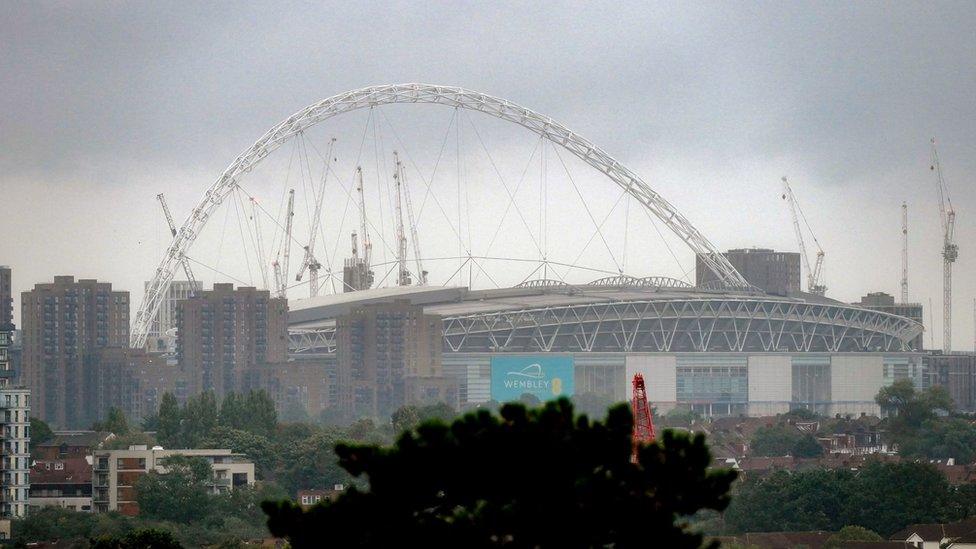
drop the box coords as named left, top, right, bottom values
left=296, top=485, right=344, bottom=510
left=92, top=446, right=255, bottom=515
left=29, top=455, right=92, bottom=512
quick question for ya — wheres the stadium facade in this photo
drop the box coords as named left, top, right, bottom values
left=287, top=278, right=924, bottom=418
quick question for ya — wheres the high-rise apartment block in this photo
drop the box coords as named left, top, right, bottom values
left=176, top=284, right=287, bottom=397
left=146, top=280, right=202, bottom=353
left=0, top=266, right=29, bottom=523
left=21, top=276, right=129, bottom=428
left=336, top=300, right=454, bottom=419
left=696, top=249, right=802, bottom=296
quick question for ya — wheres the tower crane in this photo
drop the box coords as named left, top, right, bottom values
left=392, top=152, right=412, bottom=286
left=901, top=202, right=909, bottom=303
left=781, top=177, right=826, bottom=296
left=355, top=166, right=374, bottom=288
left=272, top=189, right=295, bottom=299
left=396, top=156, right=427, bottom=285
left=296, top=137, right=336, bottom=297
left=157, top=193, right=198, bottom=295
left=930, top=138, right=958, bottom=353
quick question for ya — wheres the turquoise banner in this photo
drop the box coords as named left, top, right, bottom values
left=490, top=355, right=575, bottom=402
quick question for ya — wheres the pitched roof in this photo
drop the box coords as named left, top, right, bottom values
left=38, top=431, right=115, bottom=449
left=740, top=531, right=832, bottom=548
left=29, top=456, right=92, bottom=485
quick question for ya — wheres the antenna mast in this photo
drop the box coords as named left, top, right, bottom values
left=631, top=373, right=656, bottom=462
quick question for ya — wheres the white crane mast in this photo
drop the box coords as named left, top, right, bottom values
left=393, top=152, right=411, bottom=286
left=249, top=197, right=270, bottom=291
left=399, top=158, right=427, bottom=285
left=901, top=202, right=909, bottom=303
left=355, top=166, right=372, bottom=276
left=156, top=193, right=198, bottom=294
left=781, top=177, right=826, bottom=296
left=295, top=137, right=336, bottom=297
left=931, top=138, right=958, bottom=353
left=272, top=189, right=295, bottom=299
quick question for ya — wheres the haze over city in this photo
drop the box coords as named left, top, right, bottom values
left=2, top=2, right=975, bottom=348
left=3, top=3, right=976, bottom=548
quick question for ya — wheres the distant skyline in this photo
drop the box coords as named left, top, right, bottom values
left=2, top=2, right=975, bottom=350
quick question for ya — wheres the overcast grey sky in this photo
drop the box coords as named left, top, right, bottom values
left=2, top=2, right=975, bottom=349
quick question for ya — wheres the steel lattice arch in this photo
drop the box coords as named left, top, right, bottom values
left=133, top=83, right=753, bottom=348
left=286, top=281, right=923, bottom=355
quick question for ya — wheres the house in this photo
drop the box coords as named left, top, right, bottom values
left=889, top=517, right=976, bottom=549
left=296, top=485, right=345, bottom=510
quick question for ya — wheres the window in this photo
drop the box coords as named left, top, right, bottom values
left=301, top=495, right=310, bottom=505
left=54, top=462, right=64, bottom=471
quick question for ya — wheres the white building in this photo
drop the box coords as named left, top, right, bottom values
left=92, top=446, right=255, bottom=514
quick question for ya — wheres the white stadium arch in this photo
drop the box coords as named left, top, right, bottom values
left=132, top=83, right=749, bottom=347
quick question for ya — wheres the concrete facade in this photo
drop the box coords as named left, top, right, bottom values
left=145, top=280, right=202, bottom=353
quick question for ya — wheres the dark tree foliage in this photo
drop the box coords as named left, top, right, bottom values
left=136, top=455, right=213, bottom=523
left=201, top=426, right=277, bottom=479
left=263, top=398, right=736, bottom=548
left=823, top=525, right=882, bottom=548
left=157, top=392, right=182, bottom=448
left=90, top=528, right=184, bottom=549
left=750, top=424, right=822, bottom=458
left=29, top=416, right=54, bottom=444
left=875, top=381, right=976, bottom=463
left=725, top=461, right=960, bottom=536
left=93, top=407, right=131, bottom=435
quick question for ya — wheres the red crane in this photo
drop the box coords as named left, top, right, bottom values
left=631, top=373, right=656, bottom=461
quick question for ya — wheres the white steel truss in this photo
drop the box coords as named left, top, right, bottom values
left=133, top=84, right=749, bottom=347
left=288, top=297, right=922, bottom=355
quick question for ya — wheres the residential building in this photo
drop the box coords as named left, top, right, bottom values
left=29, top=455, right=92, bottom=512
left=145, top=280, right=202, bottom=354
left=239, top=356, right=337, bottom=420
left=336, top=300, right=453, bottom=419
left=92, top=446, right=255, bottom=515
left=21, top=276, right=129, bottom=428
left=0, top=267, right=30, bottom=522
left=296, top=485, right=344, bottom=510
left=0, top=389, right=30, bottom=519
left=856, top=292, right=924, bottom=350
left=696, top=248, right=801, bottom=296
left=925, top=353, right=976, bottom=412
left=889, top=517, right=976, bottom=549
left=176, top=283, right=287, bottom=398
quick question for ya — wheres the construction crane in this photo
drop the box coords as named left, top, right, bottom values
left=272, top=189, right=295, bottom=299
left=781, top=177, right=826, bottom=296
left=248, top=197, right=270, bottom=291
left=901, top=202, right=909, bottom=303
left=157, top=193, right=197, bottom=294
left=930, top=138, right=958, bottom=353
left=397, top=156, right=427, bottom=285
left=355, top=166, right=374, bottom=288
left=392, top=152, right=411, bottom=286
left=631, top=373, right=656, bottom=463
left=296, top=137, right=336, bottom=297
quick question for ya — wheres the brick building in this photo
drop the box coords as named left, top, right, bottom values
left=337, top=300, right=455, bottom=419
left=176, top=283, right=287, bottom=398
left=21, top=276, right=129, bottom=428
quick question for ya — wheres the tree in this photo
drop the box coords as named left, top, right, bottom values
left=30, top=416, right=54, bottom=444
left=219, top=392, right=247, bottom=430
left=876, top=380, right=952, bottom=431
left=518, top=392, right=541, bottom=407
left=263, top=398, right=737, bottom=548
left=201, top=426, right=277, bottom=479
left=823, top=525, right=882, bottom=548
left=277, top=429, right=355, bottom=495
left=93, top=407, right=131, bottom=436
left=91, top=528, right=184, bottom=549
left=390, top=405, right=421, bottom=434
left=157, top=392, right=183, bottom=448
left=792, top=433, right=824, bottom=458
left=183, top=391, right=220, bottom=447
left=136, top=455, right=213, bottom=523
left=243, top=390, right=277, bottom=437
